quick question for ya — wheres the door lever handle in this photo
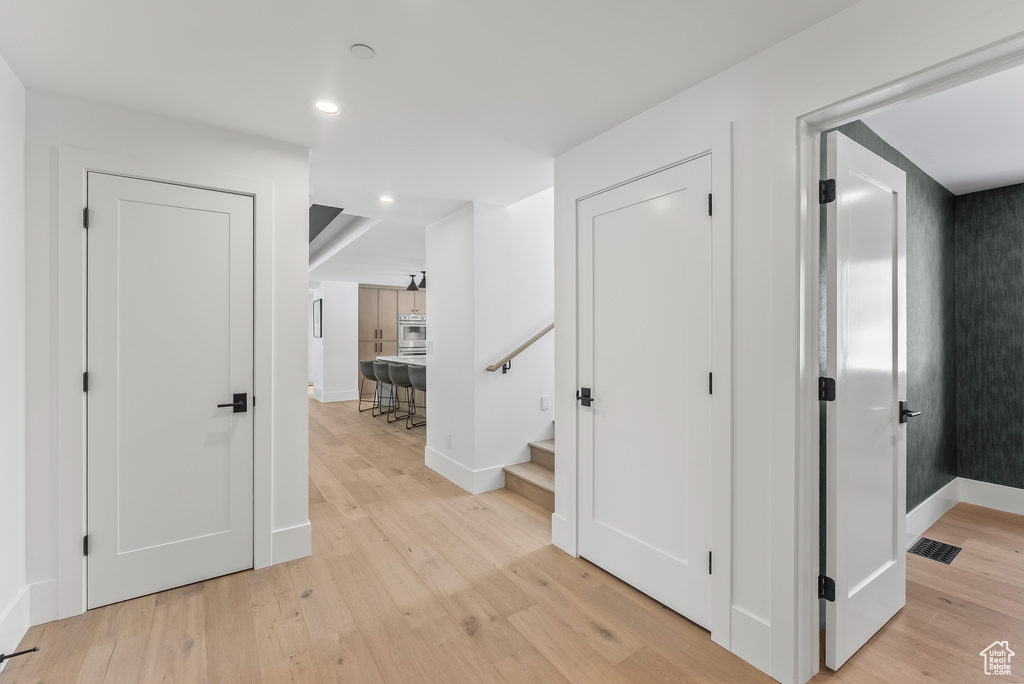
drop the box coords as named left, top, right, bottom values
left=217, top=393, right=248, bottom=413
left=576, top=387, right=594, bottom=407
left=899, top=400, right=921, bottom=424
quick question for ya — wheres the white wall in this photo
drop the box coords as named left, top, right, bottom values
left=311, top=281, right=359, bottom=402
left=474, top=189, right=555, bottom=475
left=308, top=289, right=316, bottom=384
left=553, top=2, right=1024, bottom=683
left=424, top=204, right=477, bottom=487
left=310, top=285, right=325, bottom=391
left=0, top=53, right=27, bottom=665
left=24, top=90, right=310, bottom=622
left=424, top=190, right=555, bottom=493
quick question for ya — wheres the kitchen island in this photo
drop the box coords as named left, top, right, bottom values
left=376, top=355, right=427, bottom=366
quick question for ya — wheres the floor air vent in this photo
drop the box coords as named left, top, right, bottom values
left=908, top=537, right=962, bottom=565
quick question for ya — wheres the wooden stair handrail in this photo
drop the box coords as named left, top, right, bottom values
left=486, top=323, right=554, bottom=372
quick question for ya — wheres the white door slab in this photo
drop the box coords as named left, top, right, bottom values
left=824, top=131, right=907, bottom=669
left=577, top=155, right=713, bottom=628
left=87, top=173, right=254, bottom=609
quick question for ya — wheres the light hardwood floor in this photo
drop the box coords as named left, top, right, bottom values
left=2, top=395, right=1022, bottom=682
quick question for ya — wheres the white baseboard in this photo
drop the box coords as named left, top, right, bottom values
left=906, top=477, right=1024, bottom=548
left=906, top=478, right=960, bottom=549
left=312, top=385, right=324, bottom=401
left=271, top=522, right=311, bottom=565
left=551, top=512, right=576, bottom=557
left=960, top=478, right=1024, bottom=517
left=28, top=579, right=56, bottom=626
left=318, top=389, right=359, bottom=403
left=0, top=585, right=30, bottom=667
left=730, top=606, right=771, bottom=676
left=424, top=447, right=505, bottom=495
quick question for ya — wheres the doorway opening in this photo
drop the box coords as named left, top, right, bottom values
left=800, top=36, right=1024, bottom=677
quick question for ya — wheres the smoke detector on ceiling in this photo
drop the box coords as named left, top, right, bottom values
left=351, top=44, right=376, bottom=60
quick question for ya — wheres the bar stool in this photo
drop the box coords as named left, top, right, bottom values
left=388, top=363, right=414, bottom=424
left=407, top=364, right=426, bottom=429
left=372, top=361, right=396, bottom=417
left=358, top=360, right=377, bottom=412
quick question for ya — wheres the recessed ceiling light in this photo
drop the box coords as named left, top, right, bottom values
left=378, top=196, right=395, bottom=203
left=351, top=44, right=376, bottom=60
left=310, top=99, right=341, bottom=115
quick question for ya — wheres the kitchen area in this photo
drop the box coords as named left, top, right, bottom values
left=357, top=279, right=427, bottom=426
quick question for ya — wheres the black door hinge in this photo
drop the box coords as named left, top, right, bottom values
left=708, top=372, right=713, bottom=395
left=83, top=372, right=89, bottom=392
left=819, top=179, right=836, bottom=204
left=818, top=376, right=835, bottom=402
left=83, top=535, right=89, bottom=557
left=818, top=575, right=835, bottom=602
left=83, top=207, right=89, bottom=229
left=708, top=551, right=713, bottom=575
left=708, top=193, right=713, bottom=217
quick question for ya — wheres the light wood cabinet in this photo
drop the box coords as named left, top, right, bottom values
left=358, top=286, right=403, bottom=379
left=397, top=290, right=427, bottom=314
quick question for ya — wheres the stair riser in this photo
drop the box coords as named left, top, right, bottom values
left=504, top=471, right=554, bottom=512
left=529, top=445, right=554, bottom=470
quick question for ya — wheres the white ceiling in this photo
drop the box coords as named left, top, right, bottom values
left=309, top=220, right=426, bottom=285
left=0, top=0, right=858, bottom=280
left=863, top=63, right=1024, bottom=196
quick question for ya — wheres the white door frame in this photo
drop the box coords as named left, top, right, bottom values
left=555, top=123, right=733, bottom=648
left=796, top=35, right=1024, bottom=681
left=55, top=147, right=275, bottom=619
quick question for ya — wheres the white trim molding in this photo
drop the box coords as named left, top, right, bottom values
left=314, top=389, right=359, bottom=403
left=0, top=585, right=29, bottom=666
left=271, top=522, right=312, bottom=566
left=905, top=478, right=959, bottom=548
left=425, top=446, right=505, bottom=494
left=56, top=147, right=276, bottom=619
left=908, top=477, right=1024, bottom=549
left=554, top=122, right=734, bottom=651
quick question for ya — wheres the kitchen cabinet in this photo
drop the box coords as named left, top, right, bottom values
left=397, top=290, right=427, bottom=314
left=358, top=287, right=400, bottom=379
left=358, top=287, right=398, bottom=341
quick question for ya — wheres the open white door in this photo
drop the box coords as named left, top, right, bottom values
left=87, top=173, right=254, bottom=608
left=577, top=154, right=713, bottom=629
left=824, top=131, right=907, bottom=668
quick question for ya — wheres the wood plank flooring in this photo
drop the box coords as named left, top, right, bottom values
left=2, top=394, right=1023, bottom=682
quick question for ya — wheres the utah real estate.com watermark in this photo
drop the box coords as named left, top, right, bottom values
left=980, top=641, right=1014, bottom=676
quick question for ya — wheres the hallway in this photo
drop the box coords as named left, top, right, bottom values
left=2, top=396, right=1022, bottom=682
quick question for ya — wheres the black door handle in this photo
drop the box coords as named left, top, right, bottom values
left=576, top=387, right=593, bottom=407
left=217, top=393, right=248, bottom=413
left=899, top=400, right=921, bottom=424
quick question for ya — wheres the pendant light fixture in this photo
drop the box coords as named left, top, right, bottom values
left=406, top=275, right=419, bottom=291
left=418, top=271, right=426, bottom=289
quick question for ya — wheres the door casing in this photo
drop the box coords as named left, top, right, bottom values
left=559, top=124, right=734, bottom=648
left=55, top=148, right=276, bottom=619
left=797, top=35, right=1024, bottom=682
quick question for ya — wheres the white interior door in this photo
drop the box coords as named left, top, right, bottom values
left=825, top=131, right=907, bottom=668
left=87, top=173, right=254, bottom=609
left=578, top=155, right=713, bottom=628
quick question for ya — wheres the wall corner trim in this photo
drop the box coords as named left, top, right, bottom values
left=424, top=447, right=505, bottom=495
left=905, top=478, right=960, bottom=548
left=906, top=477, right=1024, bottom=549
left=27, top=580, right=57, bottom=627
left=270, top=522, right=311, bottom=566
left=0, top=584, right=30, bottom=660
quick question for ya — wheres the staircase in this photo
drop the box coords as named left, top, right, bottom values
left=503, top=439, right=555, bottom=511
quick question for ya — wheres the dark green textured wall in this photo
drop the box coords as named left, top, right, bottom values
left=821, top=121, right=959, bottom=514
left=955, top=184, right=1024, bottom=488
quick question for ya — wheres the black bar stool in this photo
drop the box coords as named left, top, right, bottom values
left=358, top=360, right=378, bottom=412
left=407, top=364, right=426, bottom=429
left=372, top=361, right=396, bottom=417
left=388, top=363, right=414, bottom=424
